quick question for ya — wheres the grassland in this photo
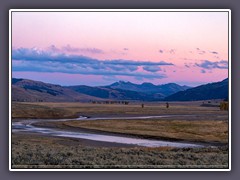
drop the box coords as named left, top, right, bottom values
left=12, top=134, right=228, bottom=169
left=59, top=119, right=228, bottom=144
left=12, top=101, right=227, bottom=119
left=11, top=101, right=229, bottom=169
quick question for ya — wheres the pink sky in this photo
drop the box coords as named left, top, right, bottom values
left=11, top=11, right=229, bottom=86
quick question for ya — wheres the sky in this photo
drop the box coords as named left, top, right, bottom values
left=11, top=11, right=229, bottom=87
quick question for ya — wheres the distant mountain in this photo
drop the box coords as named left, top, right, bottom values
left=13, top=78, right=224, bottom=102
left=164, top=78, right=228, bottom=101
left=67, top=81, right=191, bottom=101
left=67, top=85, right=164, bottom=101
left=12, top=78, right=164, bottom=102
left=12, top=78, right=103, bottom=102
left=104, top=81, right=191, bottom=96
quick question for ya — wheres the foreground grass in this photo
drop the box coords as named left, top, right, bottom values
left=12, top=134, right=228, bottom=169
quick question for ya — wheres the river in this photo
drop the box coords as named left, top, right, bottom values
left=12, top=115, right=205, bottom=148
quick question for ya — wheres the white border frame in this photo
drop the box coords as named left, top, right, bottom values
left=9, top=9, right=231, bottom=171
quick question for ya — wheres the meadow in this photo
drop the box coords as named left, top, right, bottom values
left=11, top=101, right=229, bottom=169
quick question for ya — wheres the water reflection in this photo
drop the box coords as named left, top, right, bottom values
left=12, top=116, right=203, bottom=148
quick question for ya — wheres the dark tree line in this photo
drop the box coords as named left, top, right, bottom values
left=91, top=100, right=129, bottom=105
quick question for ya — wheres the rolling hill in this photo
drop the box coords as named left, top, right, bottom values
left=164, top=78, right=228, bottom=101
left=12, top=78, right=103, bottom=102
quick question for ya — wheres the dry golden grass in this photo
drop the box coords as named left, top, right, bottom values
left=62, top=119, right=228, bottom=144
left=12, top=103, right=76, bottom=119
left=12, top=101, right=228, bottom=144
left=12, top=101, right=228, bottom=119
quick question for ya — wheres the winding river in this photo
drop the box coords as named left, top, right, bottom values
left=12, top=115, right=205, bottom=148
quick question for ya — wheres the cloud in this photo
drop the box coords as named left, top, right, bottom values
left=196, top=48, right=206, bottom=55
left=12, top=60, right=167, bottom=79
left=107, top=64, right=138, bottom=71
left=159, top=49, right=176, bottom=54
left=169, top=49, right=175, bottom=54
left=123, top=48, right=129, bottom=51
left=195, top=48, right=220, bottom=55
left=12, top=47, right=96, bottom=64
left=47, top=44, right=104, bottom=54
left=47, top=45, right=60, bottom=52
left=12, top=48, right=173, bottom=66
left=62, top=45, right=104, bottom=54
left=184, top=64, right=190, bottom=68
left=143, top=66, right=161, bottom=72
left=103, top=59, right=173, bottom=66
left=210, top=51, right=218, bottom=54
left=201, top=69, right=206, bottom=73
left=195, top=60, right=228, bottom=69
left=12, top=47, right=173, bottom=80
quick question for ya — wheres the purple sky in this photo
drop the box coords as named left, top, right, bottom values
left=11, top=10, right=229, bottom=86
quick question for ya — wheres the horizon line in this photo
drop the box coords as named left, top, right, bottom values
left=11, top=77, right=228, bottom=88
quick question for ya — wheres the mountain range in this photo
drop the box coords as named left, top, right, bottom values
left=66, top=81, right=190, bottom=101
left=165, top=78, right=229, bottom=101
left=103, top=81, right=190, bottom=96
left=11, top=78, right=228, bottom=102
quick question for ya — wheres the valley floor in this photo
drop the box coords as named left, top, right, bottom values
left=11, top=101, right=229, bottom=169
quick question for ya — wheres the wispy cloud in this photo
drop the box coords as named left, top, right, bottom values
left=195, top=48, right=220, bottom=56
left=201, top=69, right=206, bottom=73
left=169, top=49, right=175, bottom=54
left=12, top=47, right=173, bottom=79
left=143, top=66, right=161, bottom=72
left=47, top=44, right=104, bottom=54
left=158, top=49, right=176, bottom=54
left=196, top=48, right=206, bottom=55
left=195, top=60, right=228, bottom=69
left=209, top=51, right=218, bottom=54
left=103, top=59, right=173, bottom=66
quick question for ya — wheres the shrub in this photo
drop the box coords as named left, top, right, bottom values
left=220, top=102, right=228, bottom=110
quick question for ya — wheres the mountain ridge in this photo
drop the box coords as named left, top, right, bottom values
left=103, top=80, right=191, bottom=96
left=12, top=78, right=103, bottom=102
left=11, top=78, right=228, bottom=102
left=164, top=78, right=228, bottom=101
